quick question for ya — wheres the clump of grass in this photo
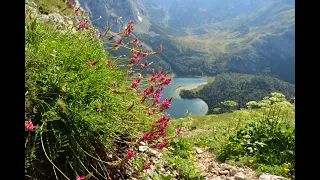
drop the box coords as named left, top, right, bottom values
left=166, top=137, right=203, bottom=179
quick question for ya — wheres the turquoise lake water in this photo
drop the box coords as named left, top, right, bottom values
left=160, top=77, right=209, bottom=119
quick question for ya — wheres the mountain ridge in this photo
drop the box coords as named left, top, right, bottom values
left=78, top=0, right=295, bottom=83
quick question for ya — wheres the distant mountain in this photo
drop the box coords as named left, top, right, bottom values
left=78, top=0, right=295, bottom=83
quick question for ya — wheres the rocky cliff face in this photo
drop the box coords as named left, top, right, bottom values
left=78, top=0, right=146, bottom=32
left=25, top=0, right=91, bottom=33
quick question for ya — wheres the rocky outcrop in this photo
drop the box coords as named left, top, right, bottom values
left=25, top=0, right=91, bottom=33
left=78, top=0, right=146, bottom=32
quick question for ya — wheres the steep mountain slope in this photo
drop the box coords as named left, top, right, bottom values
left=78, top=0, right=295, bottom=83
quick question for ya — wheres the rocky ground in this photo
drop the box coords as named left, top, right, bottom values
left=128, top=144, right=288, bottom=180
left=194, top=147, right=287, bottom=180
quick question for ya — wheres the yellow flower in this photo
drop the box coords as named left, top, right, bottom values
left=193, top=156, right=196, bottom=162
left=283, top=168, right=290, bottom=173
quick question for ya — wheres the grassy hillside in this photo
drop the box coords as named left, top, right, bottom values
left=171, top=92, right=295, bottom=178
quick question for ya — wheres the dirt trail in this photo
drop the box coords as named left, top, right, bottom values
left=195, top=147, right=259, bottom=180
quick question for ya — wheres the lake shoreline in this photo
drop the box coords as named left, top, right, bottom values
left=174, top=81, right=209, bottom=116
left=162, top=77, right=209, bottom=118
left=174, top=82, right=208, bottom=98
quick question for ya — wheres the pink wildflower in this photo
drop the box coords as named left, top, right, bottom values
left=124, top=30, right=131, bottom=37
left=156, top=142, right=167, bottom=149
left=176, top=128, right=183, bottom=135
left=68, top=1, right=73, bottom=8
left=143, top=162, right=152, bottom=169
left=147, top=111, right=154, bottom=116
left=78, top=22, right=89, bottom=29
left=75, top=7, right=81, bottom=14
left=140, top=64, right=146, bottom=70
left=152, top=134, right=160, bottom=140
left=129, top=20, right=134, bottom=24
left=156, top=116, right=169, bottom=124
left=154, top=92, right=162, bottom=103
left=158, top=44, right=163, bottom=49
left=131, top=53, right=141, bottom=63
left=163, top=77, right=172, bottom=86
left=142, top=52, right=148, bottom=58
left=156, top=70, right=164, bottom=78
left=99, top=31, right=103, bottom=38
left=132, top=38, right=139, bottom=44
left=161, top=120, right=169, bottom=129
left=150, top=75, right=158, bottom=82
left=140, top=132, right=152, bottom=141
left=114, top=40, right=121, bottom=45
left=152, top=116, right=169, bottom=132
left=113, top=81, right=117, bottom=88
left=76, top=176, right=85, bottom=180
left=157, top=116, right=170, bottom=129
left=161, top=98, right=171, bottom=110
left=131, top=79, right=140, bottom=90
left=126, top=150, right=136, bottom=161
left=157, top=85, right=165, bottom=92
left=139, top=88, right=153, bottom=96
left=25, top=119, right=36, bottom=132
left=159, top=128, right=166, bottom=136
left=142, top=50, right=149, bottom=58
left=87, top=60, right=93, bottom=67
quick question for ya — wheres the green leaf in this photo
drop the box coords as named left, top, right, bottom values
left=160, top=174, right=173, bottom=180
left=31, top=18, right=38, bottom=30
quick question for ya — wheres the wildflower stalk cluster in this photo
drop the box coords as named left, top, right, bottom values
left=25, top=2, right=182, bottom=179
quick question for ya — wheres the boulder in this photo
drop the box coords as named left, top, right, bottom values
left=219, top=170, right=229, bottom=175
left=195, top=148, right=204, bottom=154
left=138, top=146, right=148, bottom=152
left=48, top=13, right=66, bottom=25
left=259, top=173, right=287, bottom=180
left=230, top=167, right=237, bottom=176
left=220, top=175, right=226, bottom=179
left=234, top=172, right=246, bottom=180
